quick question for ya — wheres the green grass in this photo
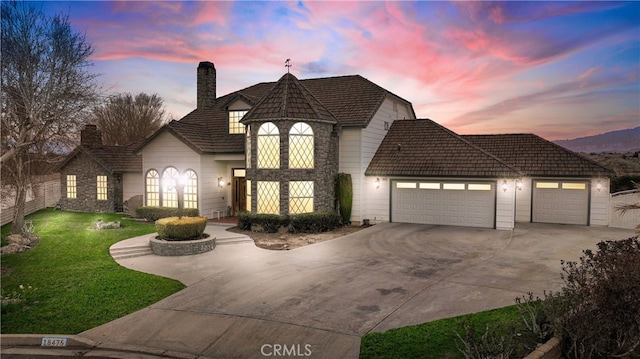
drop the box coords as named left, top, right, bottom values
left=360, top=305, right=528, bottom=359
left=1, top=209, right=185, bottom=334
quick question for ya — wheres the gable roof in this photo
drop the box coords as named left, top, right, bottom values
left=241, top=73, right=338, bottom=124
left=56, top=143, right=142, bottom=173
left=365, top=119, right=524, bottom=178
left=462, top=134, right=614, bottom=177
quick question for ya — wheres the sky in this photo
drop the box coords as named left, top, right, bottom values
left=37, top=0, right=640, bottom=141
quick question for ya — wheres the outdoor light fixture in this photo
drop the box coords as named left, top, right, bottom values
left=375, top=178, right=380, bottom=189
left=218, top=177, right=225, bottom=188
left=502, top=180, right=508, bottom=192
left=596, top=181, right=602, bottom=192
left=516, top=179, right=523, bottom=191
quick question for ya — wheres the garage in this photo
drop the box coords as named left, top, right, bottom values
left=532, top=180, right=589, bottom=225
left=391, top=180, right=496, bottom=228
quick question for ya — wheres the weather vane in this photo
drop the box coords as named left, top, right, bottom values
left=285, top=58, right=291, bottom=73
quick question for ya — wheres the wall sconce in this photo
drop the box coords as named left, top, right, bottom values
left=218, top=177, right=225, bottom=188
left=502, top=180, right=508, bottom=192
left=516, top=179, right=523, bottom=191
left=596, top=180, right=602, bottom=192
left=375, top=178, right=380, bottom=189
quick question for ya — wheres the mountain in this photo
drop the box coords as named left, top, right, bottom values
left=554, top=127, right=640, bottom=153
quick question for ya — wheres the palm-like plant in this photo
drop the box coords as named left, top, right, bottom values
left=615, top=182, right=640, bottom=233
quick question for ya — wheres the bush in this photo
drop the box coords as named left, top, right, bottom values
left=544, top=236, right=640, bottom=359
left=237, top=212, right=289, bottom=233
left=289, top=211, right=342, bottom=233
left=155, top=216, right=207, bottom=241
left=136, top=207, right=199, bottom=221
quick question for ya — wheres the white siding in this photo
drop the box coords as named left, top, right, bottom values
left=515, top=177, right=532, bottom=222
left=199, top=154, right=226, bottom=218
left=610, top=189, right=640, bottom=229
left=122, top=172, right=143, bottom=201
left=339, top=129, right=363, bottom=222
left=590, top=178, right=610, bottom=226
left=496, top=178, right=516, bottom=229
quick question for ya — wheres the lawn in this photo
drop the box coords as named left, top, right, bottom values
left=1, top=209, right=185, bottom=334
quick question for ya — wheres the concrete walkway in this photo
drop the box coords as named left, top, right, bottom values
left=3, top=223, right=635, bottom=358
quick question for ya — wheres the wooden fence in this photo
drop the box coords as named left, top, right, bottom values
left=609, top=190, right=640, bottom=230
left=1, top=178, right=61, bottom=226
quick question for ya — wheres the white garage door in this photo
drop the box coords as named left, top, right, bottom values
left=392, top=180, right=496, bottom=228
left=532, top=181, right=589, bottom=225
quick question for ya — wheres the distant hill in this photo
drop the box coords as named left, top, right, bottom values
left=554, top=127, right=640, bottom=153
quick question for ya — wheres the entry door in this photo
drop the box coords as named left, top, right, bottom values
left=232, top=177, right=246, bottom=216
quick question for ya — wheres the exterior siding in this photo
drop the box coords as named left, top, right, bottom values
left=122, top=172, right=143, bottom=202
left=338, top=129, right=363, bottom=222
left=515, top=177, right=532, bottom=222
left=590, top=178, right=610, bottom=226
left=496, top=178, right=516, bottom=229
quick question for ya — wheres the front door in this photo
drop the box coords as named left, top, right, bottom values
left=232, top=176, right=246, bottom=215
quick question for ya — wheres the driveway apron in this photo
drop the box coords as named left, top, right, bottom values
left=80, top=223, right=635, bottom=358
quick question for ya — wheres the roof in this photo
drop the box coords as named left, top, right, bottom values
left=241, top=73, right=338, bottom=124
left=365, top=119, right=524, bottom=178
left=462, top=134, right=614, bottom=177
left=56, top=143, right=142, bottom=173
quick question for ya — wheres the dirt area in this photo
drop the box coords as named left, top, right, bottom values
left=226, top=225, right=367, bottom=250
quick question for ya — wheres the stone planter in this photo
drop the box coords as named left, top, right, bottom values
left=149, top=235, right=215, bottom=256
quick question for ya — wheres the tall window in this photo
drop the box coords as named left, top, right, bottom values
left=162, top=167, right=179, bottom=208
left=258, top=122, right=280, bottom=168
left=246, top=179, right=252, bottom=211
left=246, top=128, right=251, bottom=168
left=229, top=110, right=248, bottom=134
left=289, top=181, right=314, bottom=214
left=97, top=175, right=108, bottom=200
left=289, top=122, right=314, bottom=169
left=66, top=175, right=77, bottom=199
left=145, top=170, right=160, bottom=206
left=184, top=170, right=198, bottom=209
left=257, top=181, right=279, bottom=214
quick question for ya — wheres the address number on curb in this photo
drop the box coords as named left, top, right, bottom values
left=41, top=337, right=67, bottom=347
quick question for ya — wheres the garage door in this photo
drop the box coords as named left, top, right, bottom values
left=532, top=181, right=589, bottom=225
left=392, top=181, right=496, bottom=228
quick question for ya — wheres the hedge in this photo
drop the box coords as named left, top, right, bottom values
left=136, top=206, right=199, bottom=221
left=237, top=212, right=290, bottom=233
left=290, top=211, right=342, bottom=233
left=155, top=216, right=207, bottom=241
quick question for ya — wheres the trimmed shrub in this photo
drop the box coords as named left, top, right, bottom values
left=237, top=212, right=289, bottom=233
left=155, top=216, right=207, bottom=241
left=290, top=211, right=342, bottom=233
left=136, top=206, right=199, bottom=221
left=237, top=211, right=252, bottom=231
left=336, top=173, right=352, bottom=224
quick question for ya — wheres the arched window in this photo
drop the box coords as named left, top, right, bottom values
left=183, top=170, right=198, bottom=209
left=145, top=170, right=160, bottom=206
left=162, top=167, right=179, bottom=208
left=289, top=122, right=314, bottom=169
left=246, top=127, right=251, bottom=168
left=257, top=122, right=280, bottom=168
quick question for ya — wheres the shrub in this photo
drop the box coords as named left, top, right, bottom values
left=136, top=207, right=199, bottom=221
left=289, top=211, right=342, bottom=233
left=237, top=211, right=252, bottom=231
left=155, top=216, right=207, bottom=241
left=237, top=212, right=289, bottom=233
left=336, top=173, right=352, bottom=224
left=544, top=236, right=640, bottom=359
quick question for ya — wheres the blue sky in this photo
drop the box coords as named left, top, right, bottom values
left=37, top=1, right=640, bottom=140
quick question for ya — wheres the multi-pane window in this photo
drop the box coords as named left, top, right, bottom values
left=97, top=175, right=108, bottom=200
left=246, top=179, right=252, bottom=211
left=162, top=167, right=179, bottom=208
left=229, top=110, right=248, bottom=134
left=257, top=181, right=280, bottom=214
left=66, top=175, right=77, bottom=199
left=145, top=170, right=160, bottom=206
left=289, top=181, right=314, bottom=214
left=246, top=128, right=251, bottom=168
left=257, top=122, right=280, bottom=168
left=289, top=122, right=314, bottom=169
left=184, top=170, right=198, bottom=209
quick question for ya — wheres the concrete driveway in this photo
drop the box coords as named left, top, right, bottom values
left=80, top=222, right=634, bottom=358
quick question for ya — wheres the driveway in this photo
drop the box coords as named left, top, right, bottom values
left=80, top=222, right=634, bottom=358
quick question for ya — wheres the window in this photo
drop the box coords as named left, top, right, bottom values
left=396, top=182, right=416, bottom=189
left=184, top=170, right=198, bottom=209
left=289, top=181, right=314, bottom=214
left=246, top=180, right=252, bottom=211
left=97, top=175, right=108, bottom=200
left=145, top=170, right=160, bottom=206
left=443, top=183, right=465, bottom=190
left=289, top=122, right=314, bottom=168
left=246, top=129, right=251, bottom=168
left=468, top=184, right=492, bottom=191
left=229, top=110, right=248, bottom=134
left=66, top=175, right=77, bottom=199
left=257, top=181, right=279, bottom=214
left=419, top=183, right=440, bottom=189
left=233, top=169, right=246, bottom=177
left=536, top=182, right=559, bottom=189
left=258, top=122, right=280, bottom=168
left=162, top=167, right=179, bottom=208
left=562, top=182, right=587, bottom=190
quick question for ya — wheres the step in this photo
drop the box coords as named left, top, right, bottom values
left=110, top=245, right=154, bottom=260
left=214, top=237, right=254, bottom=245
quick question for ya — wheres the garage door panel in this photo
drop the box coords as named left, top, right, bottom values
left=533, top=181, right=588, bottom=225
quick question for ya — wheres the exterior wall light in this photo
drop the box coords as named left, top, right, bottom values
left=596, top=181, right=602, bottom=192
left=218, top=177, right=225, bottom=188
left=502, top=180, right=508, bottom=192
left=516, top=179, right=523, bottom=191
left=375, top=178, right=380, bottom=189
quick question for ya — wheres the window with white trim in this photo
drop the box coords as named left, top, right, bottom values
left=97, top=175, right=108, bottom=200
left=145, top=170, right=160, bottom=206
left=66, top=175, right=77, bottom=199
left=229, top=110, right=248, bottom=134
left=162, top=167, right=179, bottom=208
left=184, top=170, right=198, bottom=209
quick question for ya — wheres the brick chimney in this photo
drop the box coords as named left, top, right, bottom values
left=80, top=124, right=102, bottom=147
left=197, top=61, right=216, bottom=110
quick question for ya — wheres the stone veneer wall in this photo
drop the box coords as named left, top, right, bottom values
left=59, top=151, right=120, bottom=213
left=246, top=120, right=339, bottom=215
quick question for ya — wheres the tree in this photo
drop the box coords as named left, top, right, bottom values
left=1, top=1, right=98, bottom=234
left=91, top=92, right=167, bottom=146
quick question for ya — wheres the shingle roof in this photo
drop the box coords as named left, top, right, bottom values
left=365, top=119, right=523, bottom=178
left=241, top=73, right=338, bottom=124
left=57, top=143, right=142, bottom=173
left=462, top=134, right=614, bottom=177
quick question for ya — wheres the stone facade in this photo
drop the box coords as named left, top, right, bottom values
left=246, top=119, right=340, bottom=215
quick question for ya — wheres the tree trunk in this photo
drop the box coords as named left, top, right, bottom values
left=10, top=155, right=27, bottom=234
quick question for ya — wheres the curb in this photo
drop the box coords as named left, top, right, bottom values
left=0, top=334, right=216, bottom=359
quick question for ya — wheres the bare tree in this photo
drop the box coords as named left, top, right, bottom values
left=1, top=1, right=98, bottom=234
left=91, top=92, right=167, bottom=146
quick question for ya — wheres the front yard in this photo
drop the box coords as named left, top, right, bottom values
left=0, top=209, right=184, bottom=334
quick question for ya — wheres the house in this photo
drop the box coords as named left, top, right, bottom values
left=129, top=60, right=613, bottom=229
left=56, top=125, right=143, bottom=213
